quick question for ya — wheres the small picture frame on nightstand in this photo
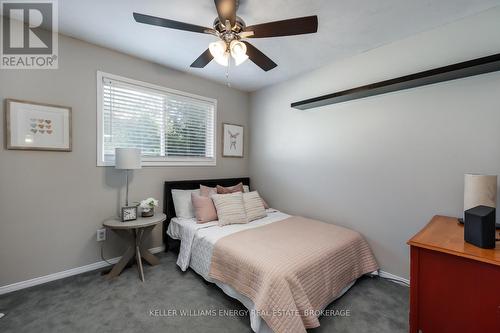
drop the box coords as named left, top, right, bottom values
left=121, top=206, right=138, bottom=222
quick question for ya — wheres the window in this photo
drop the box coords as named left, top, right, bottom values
left=97, top=72, right=217, bottom=166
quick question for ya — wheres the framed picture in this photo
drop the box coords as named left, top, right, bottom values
left=121, top=206, right=138, bottom=222
left=5, top=99, right=72, bottom=151
left=222, top=123, right=244, bottom=158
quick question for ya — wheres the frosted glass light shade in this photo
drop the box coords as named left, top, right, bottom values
left=214, top=52, right=229, bottom=67
left=230, top=40, right=248, bottom=66
left=115, top=148, right=142, bottom=170
left=464, top=174, right=497, bottom=211
left=209, top=41, right=227, bottom=59
left=234, top=54, right=249, bottom=66
left=230, top=40, right=247, bottom=58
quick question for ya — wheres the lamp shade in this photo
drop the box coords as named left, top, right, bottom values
left=464, top=174, right=497, bottom=211
left=115, top=148, right=142, bottom=170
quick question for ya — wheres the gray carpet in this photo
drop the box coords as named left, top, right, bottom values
left=0, top=252, right=408, bottom=333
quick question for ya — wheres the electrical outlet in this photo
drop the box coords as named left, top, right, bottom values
left=96, top=228, right=106, bottom=242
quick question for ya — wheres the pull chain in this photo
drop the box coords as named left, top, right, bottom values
left=226, top=55, right=231, bottom=88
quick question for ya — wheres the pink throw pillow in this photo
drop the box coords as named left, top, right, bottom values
left=217, top=183, right=244, bottom=194
left=200, top=185, right=217, bottom=197
left=191, top=192, right=217, bottom=223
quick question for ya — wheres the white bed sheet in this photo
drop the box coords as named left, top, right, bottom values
left=167, top=210, right=356, bottom=333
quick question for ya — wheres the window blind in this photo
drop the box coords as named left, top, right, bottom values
left=100, top=76, right=216, bottom=165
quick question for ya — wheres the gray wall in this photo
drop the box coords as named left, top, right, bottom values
left=249, top=8, right=500, bottom=279
left=0, top=35, right=249, bottom=286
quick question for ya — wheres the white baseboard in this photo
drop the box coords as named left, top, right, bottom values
left=0, top=245, right=165, bottom=295
left=370, top=270, right=410, bottom=286
left=1, top=247, right=408, bottom=295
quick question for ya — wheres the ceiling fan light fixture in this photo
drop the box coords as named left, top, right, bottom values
left=230, top=40, right=246, bottom=57
left=214, top=52, right=229, bottom=67
left=234, top=53, right=249, bottom=66
left=209, top=40, right=227, bottom=59
left=229, top=40, right=248, bottom=66
left=134, top=5, right=319, bottom=72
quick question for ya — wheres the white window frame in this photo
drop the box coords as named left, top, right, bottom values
left=96, top=71, right=217, bottom=167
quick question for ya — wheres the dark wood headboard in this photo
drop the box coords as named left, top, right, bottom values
left=163, top=177, right=250, bottom=252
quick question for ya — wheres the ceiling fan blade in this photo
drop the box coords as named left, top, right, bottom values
left=190, top=49, right=214, bottom=68
left=214, top=0, right=238, bottom=28
left=242, top=41, right=277, bottom=72
left=133, top=12, right=216, bottom=35
left=244, top=15, right=318, bottom=38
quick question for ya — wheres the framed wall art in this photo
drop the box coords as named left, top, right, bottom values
left=222, top=123, right=244, bottom=158
left=5, top=99, right=72, bottom=151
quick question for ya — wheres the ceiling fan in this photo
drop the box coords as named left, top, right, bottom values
left=133, top=0, right=318, bottom=72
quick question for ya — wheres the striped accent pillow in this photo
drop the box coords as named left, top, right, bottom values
left=212, top=192, right=247, bottom=226
left=243, top=185, right=270, bottom=209
left=243, top=191, right=267, bottom=222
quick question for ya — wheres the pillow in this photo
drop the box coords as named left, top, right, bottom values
left=200, top=185, right=217, bottom=197
left=243, top=185, right=270, bottom=209
left=217, top=182, right=244, bottom=194
left=191, top=193, right=217, bottom=223
left=171, top=189, right=199, bottom=218
left=243, top=191, right=267, bottom=222
left=262, top=198, right=270, bottom=209
left=211, top=192, right=247, bottom=226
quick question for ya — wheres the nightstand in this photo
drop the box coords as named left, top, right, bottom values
left=103, top=213, right=166, bottom=282
left=408, top=215, right=500, bottom=333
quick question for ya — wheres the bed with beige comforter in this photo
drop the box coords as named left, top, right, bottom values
left=209, top=216, right=379, bottom=333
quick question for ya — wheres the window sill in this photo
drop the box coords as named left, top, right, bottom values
left=97, top=160, right=216, bottom=167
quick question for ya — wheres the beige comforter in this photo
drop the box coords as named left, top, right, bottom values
left=209, top=216, right=378, bottom=333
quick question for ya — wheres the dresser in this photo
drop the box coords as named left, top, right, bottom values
left=408, top=216, right=500, bottom=333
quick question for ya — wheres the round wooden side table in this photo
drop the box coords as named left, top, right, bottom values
left=103, top=213, right=166, bottom=282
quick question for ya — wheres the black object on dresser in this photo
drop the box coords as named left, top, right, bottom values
left=464, top=205, right=496, bottom=249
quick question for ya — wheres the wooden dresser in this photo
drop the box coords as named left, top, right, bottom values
left=408, top=216, right=500, bottom=333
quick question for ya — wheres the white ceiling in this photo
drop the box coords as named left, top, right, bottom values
left=59, top=0, right=500, bottom=91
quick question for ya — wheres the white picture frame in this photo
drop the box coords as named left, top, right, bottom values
left=5, top=99, right=72, bottom=151
left=222, top=123, right=244, bottom=158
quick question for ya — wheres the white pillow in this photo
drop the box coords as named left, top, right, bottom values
left=171, top=189, right=200, bottom=218
left=243, top=191, right=267, bottom=222
left=212, top=192, right=247, bottom=226
left=243, top=185, right=250, bottom=193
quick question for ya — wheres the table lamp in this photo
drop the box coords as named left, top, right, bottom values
left=115, top=148, right=142, bottom=221
left=463, top=174, right=497, bottom=211
left=460, top=174, right=498, bottom=228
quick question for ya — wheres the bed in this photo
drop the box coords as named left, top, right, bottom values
left=163, top=178, right=251, bottom=253
left=163, top=178, right=378, bottom=333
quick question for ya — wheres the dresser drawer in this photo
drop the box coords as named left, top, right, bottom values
left=410, top=246, right=500, bottom=333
